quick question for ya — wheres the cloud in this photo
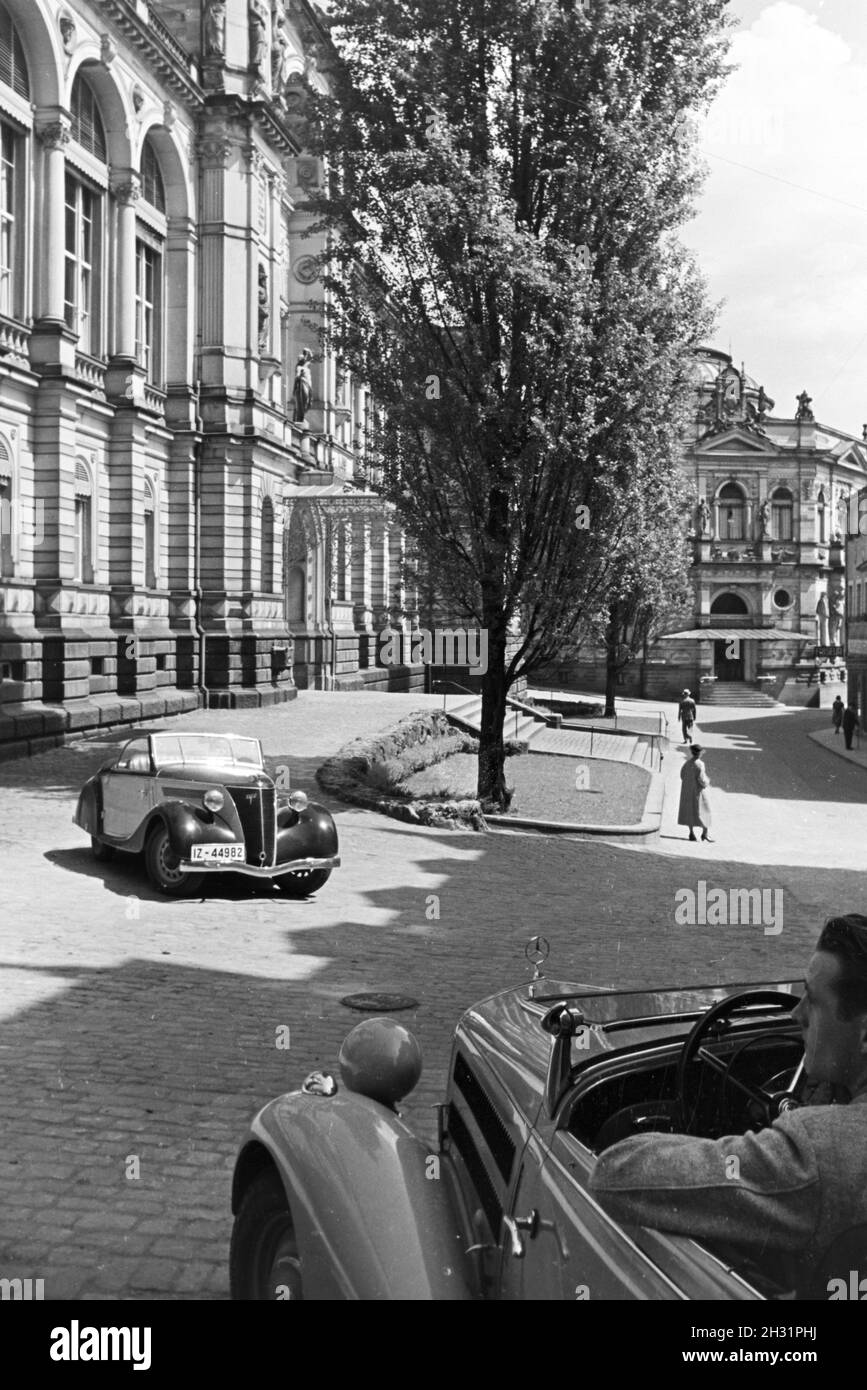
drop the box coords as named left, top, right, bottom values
left=684, top=2, right=867, bottom=429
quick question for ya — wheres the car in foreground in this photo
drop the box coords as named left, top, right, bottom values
left=228, top=943, right=861, bottom=1300
left=74, top=731, right=339, bottom=897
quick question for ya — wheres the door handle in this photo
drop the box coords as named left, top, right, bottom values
left=502, top=1209, right=539, bottom=1259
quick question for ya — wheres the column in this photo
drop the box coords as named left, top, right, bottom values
left=111, top=173, right=141, bottom=362
left=35, top=119, right=70, bottom=322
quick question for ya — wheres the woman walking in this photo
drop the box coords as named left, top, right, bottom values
left=679, top=743, right=713, bottom=842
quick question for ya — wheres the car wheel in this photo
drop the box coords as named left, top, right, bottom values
left=145, top=823, right=205, bottom=897
left=230, top=1168, right=303, bottom=1301
left=91, top=836, right=114, bottom=862
left=275, top=868, right=331, bottom=898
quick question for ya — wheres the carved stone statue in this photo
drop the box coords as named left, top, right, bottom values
left=292, top=348, right=313, bottom=423
left=249, top=0, right=270, bottom=82
left=796, top=390, right=814, bottom=422
left=696, top=497, right=711, bottom=536
left=271, top=2, right=293, bottom=94
left=758, top=498, right=772, bottom=538
left=257, top=265, right=270, bottom=354
left=756, top=386, right=768, bottom=420
left=204, top=0, right=226, bottom=56
left=829, top=587, right=844, bottom=646
left=815, top=591, right=829, bottom=647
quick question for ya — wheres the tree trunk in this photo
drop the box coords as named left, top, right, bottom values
left=604, top=608, right=618, bottom=718
left=477, top=628, right=510, bottom=810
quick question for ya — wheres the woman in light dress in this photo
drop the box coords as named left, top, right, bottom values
left=678, top=743, right=713, bottom=843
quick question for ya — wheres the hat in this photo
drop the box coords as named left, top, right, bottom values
left=682, top=688, right=691, bottom=696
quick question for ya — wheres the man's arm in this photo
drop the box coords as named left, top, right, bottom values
left=589, top=1117, right=821, bottom=1254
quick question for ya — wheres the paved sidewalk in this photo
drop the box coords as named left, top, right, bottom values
left=808, top=725, right=867, bottom=770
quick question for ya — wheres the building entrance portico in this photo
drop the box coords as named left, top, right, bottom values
left=711, top=593, right=749, bottom=680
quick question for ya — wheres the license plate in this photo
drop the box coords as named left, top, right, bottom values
left=191, top=843, right=245, bottom=863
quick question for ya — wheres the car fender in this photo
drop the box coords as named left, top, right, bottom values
left=73, top=778, right=101, bottom=835
left=275, top=802, right=338, bottom=865
left=127, top=800, right=241, bottom=857
left=233, top=1090, right=474, bottom=1300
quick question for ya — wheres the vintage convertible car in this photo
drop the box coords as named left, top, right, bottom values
left=229, top=943, right=861, bottom=1300
left=74, top=731, right=339, bottom=897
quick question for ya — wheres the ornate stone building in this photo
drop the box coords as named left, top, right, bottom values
left=0, top=0, right=421, bottom=755
left=547, top=347, right=867, bottom=705
left=845, top=483, right=867, bottom=722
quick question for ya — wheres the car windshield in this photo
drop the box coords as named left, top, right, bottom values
left=150, top=735, right=263, bottom=770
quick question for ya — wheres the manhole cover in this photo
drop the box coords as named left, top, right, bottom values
left=340, top=992, right=419, bottom=1012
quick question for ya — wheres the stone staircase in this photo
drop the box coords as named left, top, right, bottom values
left=699, top=682, right=780, bottom=708
left=446, top=696, right=657, bottom=768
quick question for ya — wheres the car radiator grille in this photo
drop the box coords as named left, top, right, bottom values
left=228, top=787, right=276, bottom=866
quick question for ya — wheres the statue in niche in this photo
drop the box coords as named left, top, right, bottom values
left=249, top=0, right=270, bottom=82
left=815, top=591, right=829, bottom=647
left=696, top=497, right=711, bottom=536
left=292, top=348, right=313, bottom=423
left=829, top=587, right=844, bottom=646
left=757, top=498, right=771, bottom=538
left=257, top=265, right=270, bottom=354
left=204, top=0, right=226, bottom=55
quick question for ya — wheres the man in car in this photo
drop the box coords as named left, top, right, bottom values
left=590, top=914, right=867, bottom=1273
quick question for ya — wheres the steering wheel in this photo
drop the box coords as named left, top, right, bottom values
left=676, top=990, right=803, bottom=1135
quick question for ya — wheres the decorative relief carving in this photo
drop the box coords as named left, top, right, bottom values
left=163, top=100, right=176, bottom=131
left=132, top=85, right=145, bottom=116
left=197, top=132, right=233, bottom=166
left=295, top=158, right=318, bottom=186
left=59, top=13, right=76, bottom=54
left=113, top=179, right=142, bottom=206
left=293, top=255, right=319, bottom=284
left=37, top=121, right=71, bottom=151
left=100, top=33, right=117, bottom=67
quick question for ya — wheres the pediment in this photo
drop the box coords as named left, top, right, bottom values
left=695, top=428, right=778, bottom=456
left=834, top=443, right=867, bottom=471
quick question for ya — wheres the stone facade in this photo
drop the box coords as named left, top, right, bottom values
left=549, top=347, right=865, bottom=705
left=0, top=0, right=432, bottom=753
left=845, top=483, right=867, bottom=722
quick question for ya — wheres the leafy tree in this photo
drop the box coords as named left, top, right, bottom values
left=302, top=0, right=732, bottom=809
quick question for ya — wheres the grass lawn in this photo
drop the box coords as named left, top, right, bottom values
left=402, top=751, right=652, bottom=825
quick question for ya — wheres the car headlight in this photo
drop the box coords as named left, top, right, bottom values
left=287, top=790, right=308, bottom=812
left=203, top=789, right=224, bottom=812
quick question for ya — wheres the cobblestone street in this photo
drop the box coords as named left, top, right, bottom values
left=0, top=693, right=864, bottom=1299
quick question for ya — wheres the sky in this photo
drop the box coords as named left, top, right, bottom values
left=684, top=0, right=867, bottom=435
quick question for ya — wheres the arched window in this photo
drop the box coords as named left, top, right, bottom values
left=817, top=488, right=826, bottom=543
left=710, top=592, right=749, bottom=616
left=135, top=139, right=166, bottom=385
left=74, top=460, right=93, bottom=583
left=140, top=138, right=165, bottom=213
left=66, top=76, right=107, bottom=357
left=0, top=2, right=29, bottom=99
left=143, top=478, right=156, bottom=588
left=70, top=73, right=106, bottom=161
left=771, top=486, right=794, bottom=542
left=261, top=497, right=275, bottom=592
left=0, top=3, right=28, bottom=321
left=0, top=434, right=12, bottom=577
left=718, top=482, right=745, bottom=541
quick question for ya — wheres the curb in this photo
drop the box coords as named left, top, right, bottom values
left=807, top=729, right=867, bottom=770
left=486, top=766, right=666, bottom=840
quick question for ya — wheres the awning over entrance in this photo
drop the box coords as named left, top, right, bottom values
left=660, top=628, right=811, bottom=641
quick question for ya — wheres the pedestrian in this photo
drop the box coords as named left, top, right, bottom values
left=677, top=688, right=697, bottom=744
left=842, top=703, right=860, bottom=751
left=832, top=694, right=844, bottom=736
left=678, top=743, right=713, bottom=843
